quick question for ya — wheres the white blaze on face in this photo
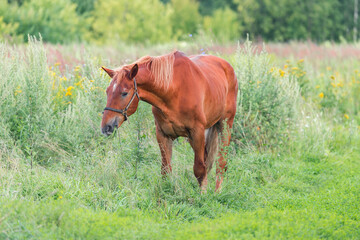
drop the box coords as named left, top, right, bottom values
left=113, top=83, right=117, bottom=92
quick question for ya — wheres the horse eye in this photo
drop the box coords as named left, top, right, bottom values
left=121, top=92, right=128, bottom=97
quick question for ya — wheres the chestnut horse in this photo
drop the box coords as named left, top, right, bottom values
left=101, top=51, right=238, bottom=192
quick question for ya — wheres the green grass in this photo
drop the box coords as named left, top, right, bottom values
left=1, top=144, right=359, bottom=239
left=0, top=39, right=359, bottom=239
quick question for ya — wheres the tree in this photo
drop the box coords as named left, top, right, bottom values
left=169, top=0, right=201, bottom=39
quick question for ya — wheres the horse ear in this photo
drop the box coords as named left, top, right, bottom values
left=102, top=66, right=115, bottom=78
left=129, top=64, right=138, bottom=79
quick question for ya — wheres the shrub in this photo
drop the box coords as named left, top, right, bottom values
left=233, top=38, right=300, bottom=151
left=203, top=7, right=240, bottom=42
left=4, top=0, right=84, bottom=43
left=89, top=0, right=173, bottom=44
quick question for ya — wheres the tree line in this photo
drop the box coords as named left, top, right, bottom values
left=0, top=0, right=358, bottom=44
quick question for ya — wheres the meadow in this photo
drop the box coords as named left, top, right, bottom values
left=0, top=38, right=359, bottom=239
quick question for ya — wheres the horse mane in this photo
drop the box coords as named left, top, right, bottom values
left=121, top=51, right=176, bottom=90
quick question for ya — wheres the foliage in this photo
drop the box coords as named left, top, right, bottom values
left=1, top=0, right=84, bottom=43
left=0, top=16, right=20, bottom=42
left=169, top=0, right=201, bottom=40
left=233, top=39, right=300, bottom=150
left=1, top=0, right=360, bottom=43
left=88, top=0, right=173, bottom=44
left=203, top=7, right=240, bottom=42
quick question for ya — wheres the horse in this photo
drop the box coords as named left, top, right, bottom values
left=101, top=50, right=238, bottom=192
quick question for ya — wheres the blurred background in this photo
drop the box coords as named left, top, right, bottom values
left=0, top=0, right=359, bottom=44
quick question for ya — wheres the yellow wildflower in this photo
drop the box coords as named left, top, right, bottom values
left=66, top=86, right=74, bottom=91
left=344, top=114, right=349, bottom=119
left=54, top=62, right=60, bottom=67
left=279, top=70, right=285, bottom=77
left=330, top=75, right=335, bottom=80
left=326, top=66, right=331, bottom=71
left=284, top=65, right=288, bottom=69
left=298, top=59, right=304, bottom=63
left=292, top=67, right=299, bottom=70
left=90, top=80, right=94, bottom=83
left=315, top=85, right=320, bottom=89
left=319, top=92, right=324, bottom=98
left=65, top=86, right=74, bottom=96
left=59, top=196, right=63, bottom=199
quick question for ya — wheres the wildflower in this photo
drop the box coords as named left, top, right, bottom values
left=319, top=92, right=324, bottom=98
left=292, top=67, right=299, bottom=71
left=284, top=65, right=288, bottom=69
left=330, top=75, right=335, bottom=80
left=331, top=82, right=336, bottom=88
left=65, top=86, right=74, bottom=96
left=315, top=85, right=320, bottom=89
left=326, top=66, right=331, bottom=71
left=54, top=62, right=60, bottom=67
left=14, top=90, right=22, bottom=96
left=59, top=196, right=63, bottom=199
left=89, top=80, right=94, bottom=83
left=298, top=59, right=304, bottom=63
left=189, top=34, right=192, bottom=37
left=344, top=114, right=349, bottom=119
left=279, top=70, right=285, bottom=77
left=269, top=67, right=275, bottom=73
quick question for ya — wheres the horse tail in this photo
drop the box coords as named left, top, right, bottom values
left=205, top=122, right=220, bottom=173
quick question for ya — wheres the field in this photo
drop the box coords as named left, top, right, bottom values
left=1, top=38, right=360, bottom=239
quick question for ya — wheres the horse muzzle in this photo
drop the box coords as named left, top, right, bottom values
left=101, top=118, right=119, bottom=136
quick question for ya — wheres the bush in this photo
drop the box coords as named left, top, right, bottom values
left=3, top=0, right=84, bottom=43
left=233, top=39, right=300, bottom=150
left=89, top=0, right=173, bottom=44
left=203, top=7, right=240, bottom=42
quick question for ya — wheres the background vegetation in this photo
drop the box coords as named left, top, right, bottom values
left=0, top=0, right=359, bottom=44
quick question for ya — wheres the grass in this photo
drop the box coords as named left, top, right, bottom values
left=0, top=38, right=359, bottom=239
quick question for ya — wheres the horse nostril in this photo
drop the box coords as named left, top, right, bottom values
left=106, top=124, right=113, bottom=133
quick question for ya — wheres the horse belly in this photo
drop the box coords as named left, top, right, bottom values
left=154, top=114, right=188, bottom=138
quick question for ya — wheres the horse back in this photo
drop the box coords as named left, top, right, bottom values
left=172, top=52, right=237, bottom=128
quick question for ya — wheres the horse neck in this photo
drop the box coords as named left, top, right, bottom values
left=136, top=66, right=171, bottom=111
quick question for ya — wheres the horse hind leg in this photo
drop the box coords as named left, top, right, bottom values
left=215, top=118, right=234, bottom=192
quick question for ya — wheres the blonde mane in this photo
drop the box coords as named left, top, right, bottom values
left=122, top=51, right=176, bottom=90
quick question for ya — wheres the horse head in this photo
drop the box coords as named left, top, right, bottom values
left=101, top=64, right=140, bottom=136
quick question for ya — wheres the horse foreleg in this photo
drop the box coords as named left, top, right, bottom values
left=189, top=127, right=207, bottom=192
left=155, top=124, right=173, bottom=175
